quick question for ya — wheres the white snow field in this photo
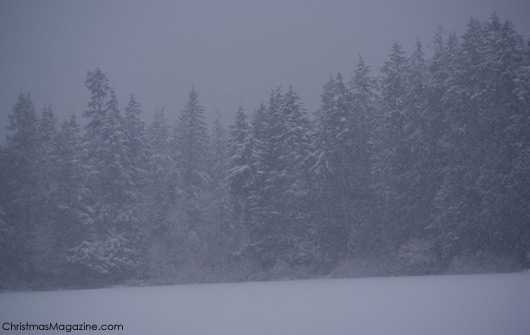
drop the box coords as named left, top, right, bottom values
left=1, top=272, right=530, bottom=335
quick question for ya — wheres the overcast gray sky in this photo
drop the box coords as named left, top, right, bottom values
left=1, top=0, right=529, bottom=141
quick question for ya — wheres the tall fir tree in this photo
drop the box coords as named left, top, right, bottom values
left=346, top=56, right=381, bottom=254
left=69, top=69, right=144, bottom=284
left=209, top=111, right=229, bottom=187
left=245, top=89, right=285, bottom=267
left=397, top=39, right=439, bottom=240
left=174, top=88, right=210, bottom=197
left=2, top=93, right=40, bottom=286
left=245, top=87, right=315, bottom=267
left=31, top=105, right=61, bottom=283
left=35, top=115, right=92, bottom=287
left=373, top=42, right=410, bottom=248
left=227, top=106, right=261, bottom=239
left=277, top=86, right=314, bottom=264
left=311, top=73, right=355, bottom=262
left=124, top=94, right=149, bottom=190
left=146, top=108, right=175, bottom=215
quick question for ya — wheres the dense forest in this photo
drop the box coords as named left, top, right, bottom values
left=1, top=14, right=530, bottom=290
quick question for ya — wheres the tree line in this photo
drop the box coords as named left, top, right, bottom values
left=1, top=13, right=530, bottom=290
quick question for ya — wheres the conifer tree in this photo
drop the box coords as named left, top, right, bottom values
left=397, top=40, right=439, bottom=240
left=245, top=89, right=285, bottom=267
left=434, top=17, right=496, bottom=253
left=346, top=56, right=381, bottom=253
left=210, top=111, right=229, bottom=187
left=69, top=69, right=144, bottom=283
left=31, top=105, right=61, bottom=282
left=124, top=94, right=148, bottom=189
left=175, top=88, right=210, bottom=197
left=277, top=86, right=314, bottom=263
left=84, top=68, right=112, bottom=133
left=245, top=87, right=315, bottom=267
left=147, top=108, right=175, bottom=211
left=372, top=43, right=410, bottom=248
left=470, top=14, right=526, bottom=256
left=34, top=115, right=91, bottom=286
left=227, top=107, right=259, bottom=229
left=3, top=93, right=40, bottom=284
left=311, top=74, right=355, bottom=262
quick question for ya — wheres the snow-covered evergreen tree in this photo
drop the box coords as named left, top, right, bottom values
left=2, top=93, right=40, bottom=285
left=311, top=73, right=356, bottom=262
left=227, top=107, right=259, bottom=231
left=147, top=108, right=176, bottom=213
left=174, top=88, right=210, bottom=197
left=209, top=111, right=229, bottom=187
left=277, top=86, right=314, bottom=264
left=244, top=90, right=285, bottom=267
left=32, top=115, right=92, bottom=286
left=84, top=68, right=112, bottom=133
left=430, top=15, right=530, bottom=266
left=31, top=105, right=62, bottom=282
left=69, top=69, right=144, bottom=284
left=124, top=94, right=149, bottom=189
left=243, top=87, right=315, bottom=267
left=372, top=43, right=410, bottom=248
left=345, top=56, right=381, bottom=254
left=395, top=40, right=438, bottom=241
left=476, top=15, right=527, bottom=256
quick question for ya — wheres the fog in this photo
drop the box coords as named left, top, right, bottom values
left=1, top=0, right=530, bottom=137
left=2, top=0, right=530, bottom=293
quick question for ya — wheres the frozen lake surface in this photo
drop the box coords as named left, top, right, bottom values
left=2, top=272, right=530, bottom=335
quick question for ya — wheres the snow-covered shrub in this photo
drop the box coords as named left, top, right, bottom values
left=67, top=231, right=141, bottom=281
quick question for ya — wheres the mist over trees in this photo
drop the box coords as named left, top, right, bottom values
left=1, top=14, right=530, bottom=290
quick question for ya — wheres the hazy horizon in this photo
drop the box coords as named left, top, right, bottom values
left=1, top=0, right=530, bottom=140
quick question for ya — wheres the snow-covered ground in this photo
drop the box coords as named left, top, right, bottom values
left=1, top=272, right=530, bottom=335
